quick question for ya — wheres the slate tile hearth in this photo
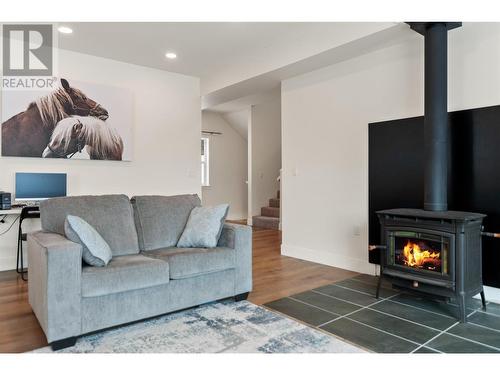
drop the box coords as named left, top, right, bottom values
left=264, top=275, right=500, bottom=353
left=264, top=296, right=338, bottom=326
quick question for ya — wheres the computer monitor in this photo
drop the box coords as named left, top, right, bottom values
left=15, top=173, right=67, bottom=201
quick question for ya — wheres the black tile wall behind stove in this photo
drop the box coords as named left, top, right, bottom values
left=368, top=104, right=500, bottom=288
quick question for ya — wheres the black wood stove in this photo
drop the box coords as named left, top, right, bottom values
left=376, top=208, right=486, bottom=322
left=375, top=22, right=487, bottom=322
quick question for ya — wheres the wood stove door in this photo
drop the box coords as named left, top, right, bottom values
left=383, top=227, right=455, bottom=284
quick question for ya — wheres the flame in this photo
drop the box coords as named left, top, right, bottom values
left=403, top=240, right=441, bottom=268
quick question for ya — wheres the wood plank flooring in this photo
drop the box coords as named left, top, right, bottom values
left=0, top=270, right=47, bottom=352
left=248, top=228, right=357, bottom=305
left=0, top=227, right=357, bottom=352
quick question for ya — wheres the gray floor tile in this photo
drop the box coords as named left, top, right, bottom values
left=352, top=273, right=383, bottom=285
left=414, top=346, right=441, bottom=353
left=426, top=333, right=499, bottom=353
left=483, top=302, right=500, bottom=317
left=314, top=284, right=379, bottom=306
left=391, top=293, right=461, bottom=319
left=321, top=318, right=419, bottom=353
left=469, top=311, right=500, bottom=331
left=448, top=322, right=500, bottom=349
left=291, top=291, right=360, bottom=316
left=371, top=300, right=457, bottom=331
left=265, top=297, right=338, bottom=327
left=335, top=278, right=398, bottom=298
left=352, top=274, right=395, bottom=289
left=266, top=276, right=500, bottom=354
left=348, top=308, right=439, bottom=344
left=448, top=297, right=485, bottom=310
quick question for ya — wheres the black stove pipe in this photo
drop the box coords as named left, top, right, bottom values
left=408, top=22, right=462, bottom=212
left=423, top=23, right=448, bottom=211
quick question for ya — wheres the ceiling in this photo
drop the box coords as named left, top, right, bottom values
left=57, top=22, right=395, bottom=94
left=203, top=23, right=415, bottom=112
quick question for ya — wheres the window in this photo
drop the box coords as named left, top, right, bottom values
left=201, top=137, right=210, bottom=186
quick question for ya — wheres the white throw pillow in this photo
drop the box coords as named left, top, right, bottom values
left=64, top=215, right=112, bottom=266
left=177, top=204, right=229, bottom=248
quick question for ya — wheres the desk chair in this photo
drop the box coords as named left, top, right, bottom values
left=17, top=206, right=40, bottom=281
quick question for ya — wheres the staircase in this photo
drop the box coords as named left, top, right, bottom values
left=252, top=191, right=280, bottom=230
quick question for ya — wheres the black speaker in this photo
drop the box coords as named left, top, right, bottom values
left=0, top=192, right=11, bottom=210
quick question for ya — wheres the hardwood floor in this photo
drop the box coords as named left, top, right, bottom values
left=0, top=270, right=47, bottom=352
left=0, top=227, right=357, bottom=353
left=248, top=228, right=357, bottom=305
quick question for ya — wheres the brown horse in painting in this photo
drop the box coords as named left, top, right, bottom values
left=1, top=78, right=109, bottom=157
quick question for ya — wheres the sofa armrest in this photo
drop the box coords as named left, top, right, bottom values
left=218, top=223, right=252, bottom=295
left=28, top=231, right=83, bottom=343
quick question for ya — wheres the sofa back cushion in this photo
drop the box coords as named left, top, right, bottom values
left=131, top=194, right=201, bottom=251
left=40, top=194, right=140, bottom=256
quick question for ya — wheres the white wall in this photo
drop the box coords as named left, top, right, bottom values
left=201, top=111, right=247, bottom=220
left=222, top=110, right=248, bottom=140
left=0, top=48, right=201, bottom=271
left=250, top=93, right=282, bottom=220
left=281, top=23, right=500, bottom=275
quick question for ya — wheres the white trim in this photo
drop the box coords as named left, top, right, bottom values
left=247, top=107, right=253, bottom=225
left=281, top=243, right=377, bottom=275
left=0, top=255, right=28, bottom=272
left=201, top=137, right=210, bottom=187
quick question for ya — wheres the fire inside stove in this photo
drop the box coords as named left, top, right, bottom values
left=402, top=240, right=441, bottom=269
left=394, top=235, right=445, bottom=273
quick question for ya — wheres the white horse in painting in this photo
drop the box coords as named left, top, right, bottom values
left=42, top=116, right=124, bottom=160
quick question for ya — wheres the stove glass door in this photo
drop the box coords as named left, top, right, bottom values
left=389, top=231, right=449, bottom=275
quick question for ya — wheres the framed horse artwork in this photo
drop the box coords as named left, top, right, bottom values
left=1, top=78, right=133, bottom=161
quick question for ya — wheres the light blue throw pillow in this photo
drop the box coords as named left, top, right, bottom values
left=177, top=204, right=229, bottom=248
left=64, top=215, right=112, bottom=267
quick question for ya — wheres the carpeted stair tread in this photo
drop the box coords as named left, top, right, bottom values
left=269, top=198, right=280, bottom=208
left=252, top=216, right=279, bottom=230
left=261, top=206, right=280, bottom=218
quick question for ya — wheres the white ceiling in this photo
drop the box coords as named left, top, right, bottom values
left=202, top=23, right=415, bottom=114
left=58, top=22, right=395, bottom=94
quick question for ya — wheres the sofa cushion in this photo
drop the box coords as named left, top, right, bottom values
left=143, top=247, right=235, bottom=279
left=177, top=204, right=229, bottom=248
left=64, top=215, right=112, bottom=267
left=131, top=195, right=201, bottom=251
left=81, top=254, right=170, bottom=298
left=41, top=195, right=139, bottom=256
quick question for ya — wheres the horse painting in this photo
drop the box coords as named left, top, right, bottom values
left=1, top=78, right=109, bottom=157
left=43, top=116, right=124, bottom=161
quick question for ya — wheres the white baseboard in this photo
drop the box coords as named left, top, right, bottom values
left=0, top=255, right=24, bottom=272
left=281, top=243, right=376, bottom=275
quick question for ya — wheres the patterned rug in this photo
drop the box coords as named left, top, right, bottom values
left=33, top=301, right=365, bottom=353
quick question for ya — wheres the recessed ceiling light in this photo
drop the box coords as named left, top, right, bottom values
left=58, top=26, right=73, bottom=34
left=165, top=52, right=177, bottom=59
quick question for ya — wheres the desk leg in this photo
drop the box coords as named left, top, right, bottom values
left=16, top=221, right=27, bottom=281
left=16, top=225, right=22, bottom=274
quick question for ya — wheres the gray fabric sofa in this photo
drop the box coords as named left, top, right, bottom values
left=27, top=194, right=252, bottom=350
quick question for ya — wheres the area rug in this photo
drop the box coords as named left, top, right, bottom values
left=33, top=301, right=364, bottom=353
